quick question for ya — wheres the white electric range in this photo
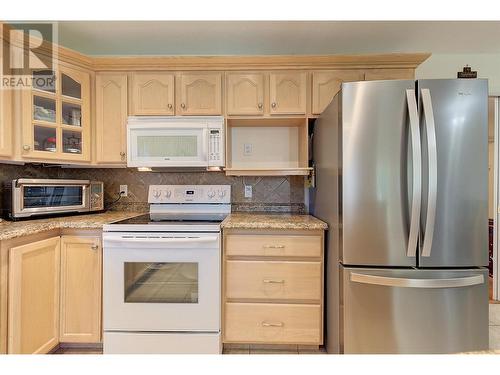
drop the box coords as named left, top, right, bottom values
left=102, top=185, right=230, bottom=354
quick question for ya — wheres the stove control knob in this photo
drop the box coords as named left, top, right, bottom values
left=208, top=190, right=216, bottom=199
left=218, top=190, right=226, bottom=198
left=153, top=190, right=161, bottom=199
left=164, top=190, right=172, bottom=198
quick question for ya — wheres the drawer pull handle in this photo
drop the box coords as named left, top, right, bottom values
left=262, top=245, right=285, bottom=249
left=263, top=279, right=285, bottom=284
left=262, top=321, right=284, bottom=328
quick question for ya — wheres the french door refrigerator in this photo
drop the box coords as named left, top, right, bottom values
left=311, top=79, right=489, bottom=354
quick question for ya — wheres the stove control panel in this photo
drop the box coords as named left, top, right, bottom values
left=148, top=185, right=231, bottom=204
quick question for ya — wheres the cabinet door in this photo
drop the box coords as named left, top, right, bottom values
left=269, top=72, right=307, bottom=115
left=95, top=73, right=128, bottom=164
left=226, top=73, right=265, bottom=115
left=8, top=237, right=60, bottom=354
left=0, top=88, right=12, bottom=158
left=364, top=69, right=414, bottom=81
left=60, top=236, right=102, bottom=343
left=131, top=72, right=175, bottom=115
left=178, top=72, right=222, bottom=115
left=312, top=70, right=364, bottom=114
left=22, top=66, right=91, bottom=163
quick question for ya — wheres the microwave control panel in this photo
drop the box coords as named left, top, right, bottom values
left=208, top=126, right=224, bottom=167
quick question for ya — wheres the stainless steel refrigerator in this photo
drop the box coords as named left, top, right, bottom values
left=311, top=79, right=489, bottom=354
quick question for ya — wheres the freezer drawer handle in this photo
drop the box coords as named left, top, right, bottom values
left=405, top=89, right=422, bottom=257
left=350, top=272, right=484, bottom=288
left=420, top=88, right=438, bottom=257
left=261, top=321, right=284, bottom=327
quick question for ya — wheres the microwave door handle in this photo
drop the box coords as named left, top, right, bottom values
left=405, top=89, right=421, bottom=257
left=420, top=88, right=438, bottom=257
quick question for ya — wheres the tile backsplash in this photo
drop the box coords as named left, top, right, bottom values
left=0, top=164, right=305, bottom=213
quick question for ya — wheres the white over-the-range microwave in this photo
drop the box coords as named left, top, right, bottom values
left=127, top=116, right=224, bottom=168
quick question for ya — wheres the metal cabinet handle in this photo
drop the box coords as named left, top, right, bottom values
left=180, top=103, right=186, bottom=109
left=271, top=102, right=277, bottom=108
left=257, top=102, right=263, bottom=109
left=23, top=145, right=31, bottom=151
left=167, top=103, right=173, bottom=109
left=350, top=272, right=484, bottom=289
left=262, top=244, right=285, bottom=249
left=263, top=279, right=285, bottom=284
left=420, top=88, right=438, bottom=257
left=262, top=321, right=284, bottom=327
left=91, top=244, right=99, bottom=250
left=405, top=89, right=421, bottom=257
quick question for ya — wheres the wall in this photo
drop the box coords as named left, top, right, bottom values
left=0, top=164, right=305, bottom=214
left=416, top=53, right=500, bottom=95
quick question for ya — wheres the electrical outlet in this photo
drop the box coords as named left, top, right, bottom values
left=120, top=185, right=128, bottom=197
left=244, top=143, right=253, bottom=156
left=244, top=185, right=252, bottom=199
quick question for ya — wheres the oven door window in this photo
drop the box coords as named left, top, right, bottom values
left=23, top=185, right=83, bottom=208
left=124, top=262, right=198, bottom=303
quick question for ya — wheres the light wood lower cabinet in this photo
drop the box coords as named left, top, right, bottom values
left=8, top=237, right=60, bottom=354
left=223, top=229, right=324, bottom=346
left=59, top=235, right=102, bottom=343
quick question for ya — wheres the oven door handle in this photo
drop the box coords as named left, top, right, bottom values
left=104, top=236, right=219, bottom=245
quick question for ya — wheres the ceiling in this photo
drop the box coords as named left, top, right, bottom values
left=56, top=21, right=500, bottom=56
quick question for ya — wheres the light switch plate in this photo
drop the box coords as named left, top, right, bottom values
left=244, top=143, right=253, bottom=156
left=244, top=185, right=252, bottom=198
left=120, top=185, right=128, bottom=197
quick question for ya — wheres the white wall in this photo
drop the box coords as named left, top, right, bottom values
left=416, top=54, right=500, bottom=95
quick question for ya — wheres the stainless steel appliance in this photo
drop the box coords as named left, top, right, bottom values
left=4, top=178, right=104, bottom=219
left=102, top=184, right=230, bottom=354
left=127, top=116, right=224, bottom=168
left=311, top=79, right=489, bottom=354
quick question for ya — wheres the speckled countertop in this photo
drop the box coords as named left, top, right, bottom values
left=221, top=212, right=328, bottom=230
left=0, top=211, right=142, bottom=241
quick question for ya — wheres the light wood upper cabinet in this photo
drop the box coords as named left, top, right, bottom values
left=60, top=236, right=102, bottom=343
left=131, top=72, right=175, bottom=115
left=312, top=70, right=364, bottom=114
left=226, top=73, right=265, bottom=115
left=0, top=88, right=12, bottom=158
left=269, top=72, right=307, bottom=115
left=95, top=73, right=128, bottom=164
left=364, top=68, right=415, bottom=81
left=178, top=72, right=222, bottom=115
left=8, top=237, right=60, bottom=354
left=21, top=66, right=91, bottom=163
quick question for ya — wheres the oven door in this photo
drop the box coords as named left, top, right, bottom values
left=127, top=123, right=209, bottom=167
left=103, top=232, right=220, bottom=332
left=13, top=179, right=89, bottom=218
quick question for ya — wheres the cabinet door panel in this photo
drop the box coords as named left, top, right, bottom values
left=0, top=88, right=12, bottom=158
left=269, top=72, right=307, bottom=115
left=312, top=70, right=364, bottom=114
left=95, top=73, right=128, bottom=164
left=364, top=69, right=414, bottom=81
left=178, top=73, right=222, bottom=115
left=132, top=73, right=175, bottom=115
left=8, top=237, right=60, bottom=354
left=226, top=73, right=265, bottom=115
left=60, top=236, right=102, bottom=343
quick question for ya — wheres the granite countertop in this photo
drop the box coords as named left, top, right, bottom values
left=221, top=212, right=328, bottom=230
left=0, top=211, right=142, bottom=241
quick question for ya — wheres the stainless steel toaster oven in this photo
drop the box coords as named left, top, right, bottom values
left=4, top=179, right=104, bottom=219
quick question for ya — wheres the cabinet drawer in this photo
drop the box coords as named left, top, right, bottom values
left=225, top=234, right=322, bottom=258
left=226, top=260, right=321, bottom=301
left=224, top=303, right=321, bottom=344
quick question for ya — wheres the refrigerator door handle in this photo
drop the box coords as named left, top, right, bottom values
left=350, top=272, right=484, bottom=289
left=420, top=88, right=438, bottom=257
left=406, top=89, right=421, bottom=257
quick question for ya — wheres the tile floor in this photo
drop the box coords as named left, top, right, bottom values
left=490, top=303, right=500, bottom=350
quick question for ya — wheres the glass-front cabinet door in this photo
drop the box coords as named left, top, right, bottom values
left=22, top=65, right=91, bottom=162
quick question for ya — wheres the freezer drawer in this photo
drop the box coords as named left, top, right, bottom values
left=342, top=266, right=488, bottom=354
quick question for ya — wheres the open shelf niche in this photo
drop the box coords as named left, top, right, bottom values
left=224, top=117, right=312, bottom=176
